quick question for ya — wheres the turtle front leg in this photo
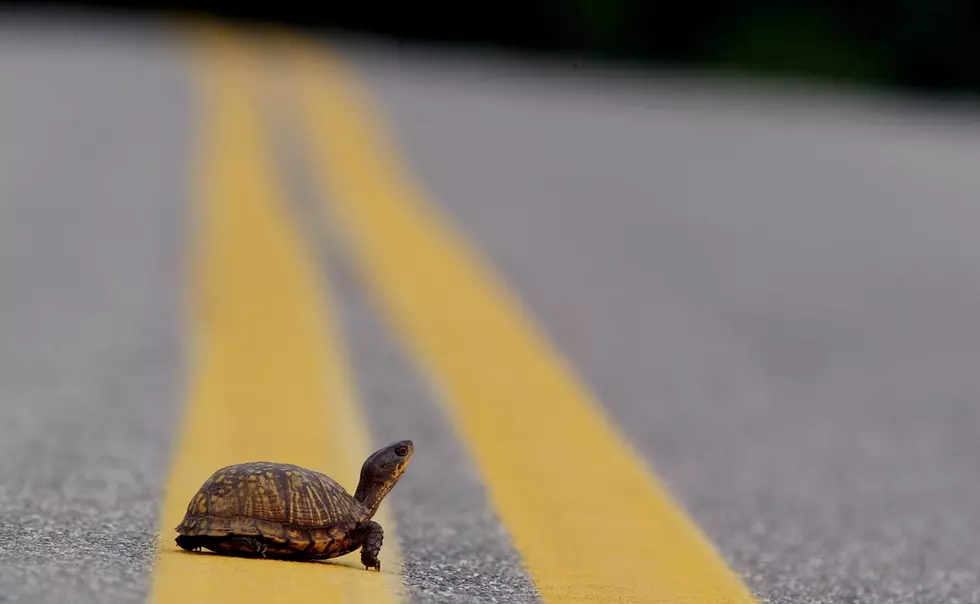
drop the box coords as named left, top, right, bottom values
left=359, top=521, right=383, bottom=571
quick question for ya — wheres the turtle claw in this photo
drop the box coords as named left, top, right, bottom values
left=236, top=537, right=267, bottom=558
left=253, top=540, right=268, bottom=559
left=362, top=556, right=381, bottom=572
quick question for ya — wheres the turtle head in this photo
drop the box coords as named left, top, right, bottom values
left=354, top=440, right=414, bottom=517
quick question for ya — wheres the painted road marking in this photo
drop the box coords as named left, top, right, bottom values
left=284, top=37, right=758, bottom=604
left=146, top=25, right=404, bottom=604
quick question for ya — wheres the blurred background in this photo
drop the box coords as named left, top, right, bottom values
left=2, top=1, right=980, bottom=603
left=9, top=0, right=980, bottom=95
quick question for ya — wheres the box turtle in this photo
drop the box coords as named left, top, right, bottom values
left=174, top=440, right=413, bottom=571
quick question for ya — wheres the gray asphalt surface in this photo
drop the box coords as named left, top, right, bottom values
left=266, top=93, right=541, bottom=603
left=341, top=42, right=980, bottom=603
left=326, top=241, right=541, bottom=604
left=0, top=15, right=190, bottom=603
left=3, top=10, right=980, bottom=604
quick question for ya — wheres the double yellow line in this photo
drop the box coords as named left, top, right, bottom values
left=147, top=26, right=402, bottom=603
left=148, top=22, right=757, bottom=604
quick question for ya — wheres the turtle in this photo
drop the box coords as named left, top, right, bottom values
left=173, top=439, right=413, bottom=571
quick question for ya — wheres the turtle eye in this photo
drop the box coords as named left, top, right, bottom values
left=394, top=444, right=409, bottom=457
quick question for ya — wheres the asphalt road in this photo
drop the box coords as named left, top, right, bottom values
left=2, top=11, right=980, bottom=604
left=342, top=43, right=980, bottom=604
left=0, top=15, right=189, bottom=603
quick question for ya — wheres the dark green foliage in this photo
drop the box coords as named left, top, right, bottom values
left=52, top=0, right=980, bottom=93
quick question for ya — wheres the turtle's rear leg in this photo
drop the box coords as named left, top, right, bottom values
left=179, top=535, right=268, bottom=558
left=251, top=538, right=268, bottom=559
left=175, top=535, right=202, bottom=552
left=228, top=537, right=268, bottom=558
left=359, top=521, right=383, bottom=571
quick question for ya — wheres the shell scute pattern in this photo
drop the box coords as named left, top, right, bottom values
left=283, top=526, right=312, bottom=551
left=174, top=440, right=414, bottom=568
left=187, top=492, right=208, bottom=516
left=176, top=461, right=363, bottom=551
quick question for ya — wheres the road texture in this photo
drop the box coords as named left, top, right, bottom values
left=1, top=10, right=980, bottom=604
left=339, top=42, right=980, bottom=604
left=0, top=14, right=189, bottom=603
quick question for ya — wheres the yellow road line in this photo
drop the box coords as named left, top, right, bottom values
left=146, top=25, right=404, bottom=604
left=284, top=37, right=758, bottom=604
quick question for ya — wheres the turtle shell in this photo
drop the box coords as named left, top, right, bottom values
left=175, top=461, right=368, bottom=557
